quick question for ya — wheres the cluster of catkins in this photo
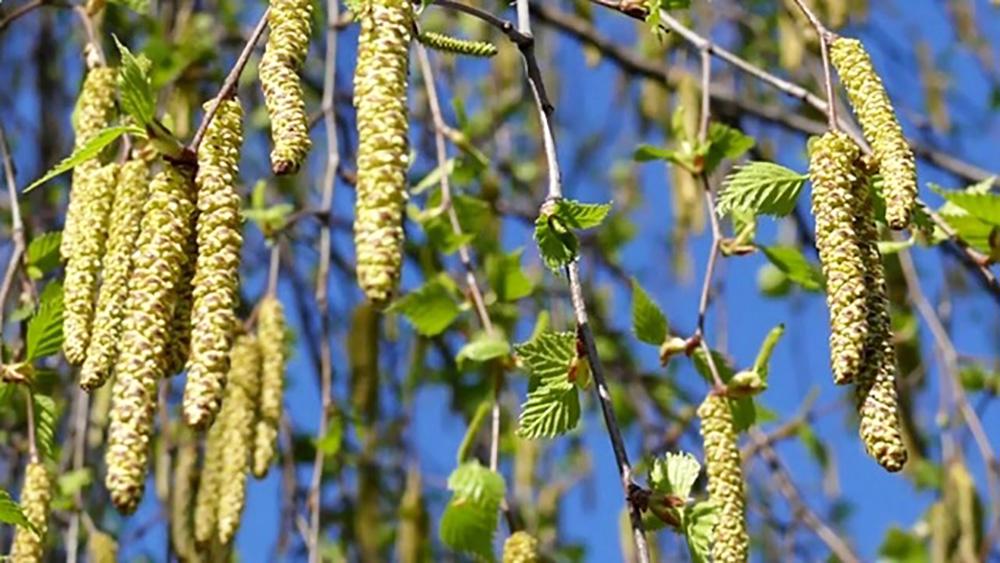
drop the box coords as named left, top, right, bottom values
left=503, top=531, right=541, bottom=563
left=698, top=393, right=749, bottom=563
left=8, top=462, right=53, bottom=562
left=807, top=36, right=911, bottom=473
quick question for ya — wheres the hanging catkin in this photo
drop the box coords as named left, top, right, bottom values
left=808, top=132, right=869, bottom=385
left=851, top=159, right=909, bottom=472
left=418, top=31, right=498, bottom=58
left=63, top=66, right=117, bottom=262
left=698, top=393, right=749, bottom=563
left=80, top=159, right=150, bottom=390
left=216, top=335, right=262, bottom=544
left=9, top=462, right=53, bottom=562
left=252, top=296, right=286, bottom=478
left=166, top=228, right=197, bottom=377
left=502, top=531, right=540, bottom=563
left=183, top=98, right=244, bottom=429
left=830, top=37, right=917, bottom=230
left=171, top=436, right=200, bottom=562
left=259, top=0, right=312, bottom=174
left=105, top=164, right=196, bottom=514
left=63, top=162, right=119, bottom=365
left=194, top=396, right=227, bottom=546
left=353, top=0, right=413, bottom=307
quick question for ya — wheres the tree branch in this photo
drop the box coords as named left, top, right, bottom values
left=0, top=123, right=26, bottom=328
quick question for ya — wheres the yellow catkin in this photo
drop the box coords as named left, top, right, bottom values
left=215, top=335, right=262, bottom=544
left=166, top=228, right=197, bottom=377
left=194, top=399, right=228, bottom=546
left=851, top=160, right=908, bottom=472
left=183, top=99, right=244, bottom=428
left=502, top=531, right=540, bottom=563
left=105, top=164, right=196, bottom=514
left=252, top=296, right=286, bottom=478
left=353, top=0, right=413, bottom=307
left=63, top=66, right=117, bottom=261
left=80, top=159, right=150, bottom=390
left=698, top=393, right=748, bottom=563
left=9, top=462, right=53, bottom=562
left=171, top=438, right=200, bottom=562
left=808, top=132, right=869, bottom=385
left=830, top=37, right=917, bottom=230
left=63, top=162, right=119, bottom=365
left=259, top=0, right=312, bottom=174
left=86, top=531, right=119, bottom=563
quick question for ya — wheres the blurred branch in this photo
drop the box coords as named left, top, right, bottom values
left=0, top=0, right=53, bottom=34
left=0, top=122, right=26, bottom=327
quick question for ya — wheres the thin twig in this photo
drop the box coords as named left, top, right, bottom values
left=787, top=0, right=839, bottom=129
left=73, top=5, right=104, bottom=67
left=189, top=9, right=270, bottom=152
left=267, top=243, right=281, bottom=298
left=0, top=123, right=26, bottom=328
left=306, top=1, right=339, bottom=560
left=0, top=0, right=50, bottom=34
left=24, top=386, right=38, bottom=463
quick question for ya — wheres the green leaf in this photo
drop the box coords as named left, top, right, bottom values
left=108, top=0, right=150, bottom=14
left=315, top=413, right=344, bottom=457
left=514, top=331, right=581, bottom=439
left=702, top=122, right=755, bottom=174
left=932, top=181, right=1000, bottom=227
left=534, top=199, right=613, bottom=270
left=388, top=275, right=461, bottom=337
left=26, top=282, right=64, bottom=361
left=514, top=331, right=576, bottom=388
left=33, top=394, right=57, bottom=461
left=243, top=203, right=295, bottom=236
left=718, top=162, right=808, bottom=217
left=457, top=334, right=510, bottom=365
left=417, top=193, right=491, bottom=255
left=683, top=501, right=718, bottom=563
left=25, top=232, right=62, bottom=279
left=57, top=468, right=93, bottom=498
left=759, top=245, right=824, bottom=292
left=751, top=324, right=785, bottom=381
left=485, top=249, right=533, bottom=302
left=649, top=452, right=701, bottom=500
left=0, top=489, right=32, bottom=530
left=631, top=279, right=668, bottom=345
left=439, top=461, right=505, bottom=562
left=24, top=126, right=138, bottom=193
left=517, top=383, right=580, bottom=439
left=935, top=211, right=995, bottom=255
left=114, top=36, right=156, bottom=127
left=633, top=144, right=683, bottom=163
left=560, top=199, right=613, bottom=229
left=879, top=526, right=928, bottom=563
left=692, top=349, right=756, bottom=432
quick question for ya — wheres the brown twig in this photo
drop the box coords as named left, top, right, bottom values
left=788, top=0, right=838, bottom=129
left=0, top=0, right=51, bottom=34
left=0, top=123, right=26, bottom=328
left=189, top=9, right=270, bottom=152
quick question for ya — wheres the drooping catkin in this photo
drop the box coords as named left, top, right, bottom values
left=259, top=0, right=312, bottom=174
left=698, top=393, right=749, bottom=563
left=106, top=164, right=196, bottom=514
left=63, top=66, right=117, bottom=262
left=502, top=531, right=540, bottom=563
left=183, top=99, right=244, bottom=428
left=63, top=162, right=119, bottom=365
left=194, top=397, right=227, bottom=545
left=353, top=0, right=413, bottom=307
left=80, top=159, right=150, bottom=390
left=830, top=37, right=917, bottom=230
left=166, top=228, right=197, bottom=377
left=252, top=296, right=286, bottom=478
left=9, top=462, right=53, bottom=562
left=418, top=31, right=498, bottom=58
left=851, top=161, right=908, bottom=472
left=216, top=335, right=262, bottom=544
left=808, top=132, right=869, bottom=385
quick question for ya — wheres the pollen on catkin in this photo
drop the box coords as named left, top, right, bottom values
left=808, top=132, right=869, bottom=385
left=194, top=401, right=227, bottom=546
left=171, top=437, right=200, bottom=562
left=63, top=66, right=117, bottom=262
left=252, top=296, right=286, bottom=478
left=830, top=37, right=917, bottom=230
left=418, top=31, right=498, bottom=58
left=851, top=163, right=908, bottom=472
left=166, top=228, right=197, bottom=378
left=105, top=164, right=196, bottom=514
left=353, top=0, right=413, bottom=307
left=216, top=335, right=262, bottom=544
left=698, top=393, right=749, bottom=563
left=9, top=462, right=53, bottom=562
left=502, top=531, right=540, bottom=563
left=63, top=162, right=119, bottom=365
left=259, top=0, right=312, bottom=174
left=183, top=99, right=244, bottom=429
left=80, top=159, right=150, bottom=390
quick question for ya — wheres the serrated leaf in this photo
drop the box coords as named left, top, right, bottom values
left=718, top=162, right=808, bottom=217
left=932, top=184, right=1000, bottom=227
left=114, top=37, right=156, bottom=126
left=440, top=461, right=504, bottom=561
left=760, top=245, right=824, bottom=292
left=457, top=334, right=510, bottom=365
left=25, top=232, right=62, bottom=279
left=33, top=394, right=57, bottom=461
left=0, top=489, right=31, bottom=530
left=559, top=199, right=613, bottom=229
left=485, top=249, right=533, bottom=302
left=534, top=199, right=612, bottom=270
left=389, top=275, right=461, bottom=337
left=514, top=331, right=576, bottom=389
left=25, top=126, right=138, bottom=193
left=650, top=452, right=700, bottom=500
left=517, top=383, right=580, bottom=439
left=683, top=500, right=718, bottom=563
left=631, top=279, right=668, bottom=345
left=26, top=282, right=64, bottom=361
left=935, top=211, right=994, bottom=255
left=702, top=122, right=755, bottom=174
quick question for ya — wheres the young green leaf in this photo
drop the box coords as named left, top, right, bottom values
left=534, top=199, right=613, bottom=270
left=514, top=331, right=576, bottom=387
left=314, top=413, right=344, bottom=457
left=24, top=125, right=139, bottom=193
left=114, top=36, right=156, bottom=127
left=388, top=275, right=462, bottom=337
left=439, top=461, right=505, bottom=561
left=33, top=394, right=57, bottom=461
left=631, top=279, right=668, bottom=345
left=517, top=383, right=581, bottom=439
left=702, top=122, right=755, bottom=174
left=759, top=245, right=824, bottom=292
left=650, top=451, right=701, bottom=500
left=932, top=183, right=1000, bottom=227
left=26, top=282, right=64, bottom=361
left=718, top=162, right=808, bottom=218
left=457, top=334, right=511, bottom=365
left=485, top=249, right=533, bottom=302
left=751, top=324, right=785, bottom=380
left=683, top=500, right=718, bottom=563
left=25, top=232, right=62, bottom=279
left=108, top=0, right=150, bottom=14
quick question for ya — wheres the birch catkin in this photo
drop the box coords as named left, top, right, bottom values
left=63, top=162, right=119, bottom=365
left=252, top=296, right=286, bottom=478
left=171, top=437, right=200, bottom=562
left=698, top=393, right=749, bottom=563
left=808, top=132, right=869, bottom=385
left=502, top=531, right=540, bottom=563
left=194, top=399, right=227, bottom=546
left=418, top=31, right=498, bottom=58
left=106, top=164, right=196, bottom=514
left=353, top=0, right=413, bottom=307
left=9, top=462, right=53, bottom=563
left=259, top=0, right=312, bottom=174
left=831, top=37, right=917, bottom=230
left=80, top=159, right=150, bottom=390
left=183, top=98, right=244, bottom=429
